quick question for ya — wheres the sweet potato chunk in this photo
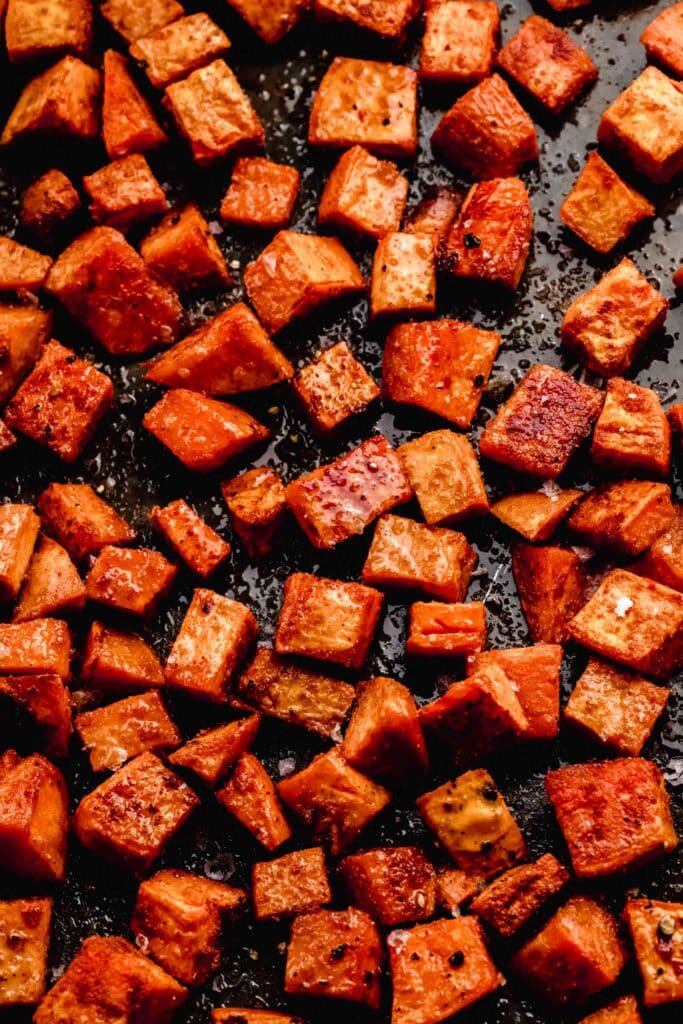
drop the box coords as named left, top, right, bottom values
left=0, top=898, right=51, bottom=1007
left=319, top=146, right=408, bottom=241
left=342, top=675, right=428, bottom=787
left=217, top=752, right=291, bottom=851
left=632, top=504, right=683, bottom=593
left=237, top=647, right=354, bottom=739
left=83, top=154, right=167, bottom=231
left=309, top=57, right=418, bottom=158
left=165, top=588, right=257, bottom=702
left=340, top=847, right=435, bottom=926
left=244, top=230, right=364, bottom=335
left=143, top=389, right=269, bottom=473
left=76, top=691, right=180, bottom=772
left=1, top=57, right=100, bottom=144
left=0, top=752, right=68, bottom=881
left=286, top=435, right=412, bottom=549
left=561, top=258, right=668, bottom=377
left=0, top=420, right=15, bottom=452
left=546, top=758, right=678, bottom=877
left=292, top=341, right=379, bottom=435
left=131, top=13, right=229, bottom=88
left=371, top=232, right=436, bottom=319
left=491, top=486, right=581, bottom=542
left=222, top=467, right=287, bottom=558
left=278, top=748, right=391, bottom=855
left=0, top=236, right=52, bottom=292
left=420, top=1, right=499, bottom=85
left=389, top=916, right=503, bottom=1024
left=669, top=401, right=683, bottom=438
left=511, top=897, right=626, bottom=1006
left=399, top=430, right=488, bottom=526
left=403, top=186, right=461, bottom=243
left=641, top=2, right=683, bottom=77
left=163, top=59, right=265, bottom=165
left=169, top=715, right=260, bottom=786
left=5, top=0, right=92, bottom=63
left=85, top=545, right=177, bottom=617
left=314, top=0, right=418, bottom=40
left=132, top=869, right=246, bottom=986
left=37, top=482, right=135, bottom=561
left=0, top=619, right=71, bottom=679
left=623, top=898, right=683, bottom=1007
left=512, top=544, right=587, bottom=644
left=141, top=205, right=230, bottom=294
left=73, top=752, right=199, bottom=873
left=101, top=0, right=183, bottom=43
left=579, top=996, right=643, bottom=1024
left=252, top=847, right=331, bottom=921
left=0, top=305, right=51, bottom=405
left=14, top=535, right=85, bottom=622
left=285, top=907, right=383, bottom=1008
left=220, top=157, right=300, bottom=231
left=408, top=602, right=486, bottom=659
left=433, top=75, right=538, bottom=179
left=0, top=503, right=39, bottom=602
left=150, top=500, right=230, bottom=578
left=418, top=768, right=526, bottom=879
left=560, top=153, right=654, bottom=254
left=0, top=674, right=72, bottom=758
left=591, top=378, right=671, bottom=476
left=274, top=573, right=383, bottom=669
left=224, top=0, right=307, bottom=44
left=568, top=481, right=674, bottom=556
left=435, top=869, right=482, bottom=913
left=598, top=66, right=683, bottom=183
left=81, top=622, right=164, bottom=693
left=103, top=50, right=167, bottom=160
left=467, top=645, right=562, bottom=740
left=471, top=854, right=569, bottom=937
left=20, top=170, right=81, bottom=242
left=569, top=569, right=683, bottom=677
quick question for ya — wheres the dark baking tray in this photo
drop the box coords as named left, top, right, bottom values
left=0, top=0, right=681, bottom=1020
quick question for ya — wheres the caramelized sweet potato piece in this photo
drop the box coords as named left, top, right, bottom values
left=222, top=467, right=288, bottom=558
left=224, top=0, right=307, bottom=44
left=1, top=57, right=100, bottom=144
left=217, top=752, right=291, bottom=851
left=0, top=236, right=52, bottom=292
left=14, top=535, right=85, bottom=621
left=342, top=675, right=428, bottom=787
left=83, top=154, right=167, bottom=231
left=37, top=482, right=135, bottom=561
left=399, top=430, right=488, bottom=526
left=467, top=645, right=562, bottom=740
left=130, top=13, right=230, bottom=89
left=169, top=715, right=260, bottom=786
left=0, top=898, right=51, bottom=1007
left=20, top=170, right=80, bottom=243
left=512, top=544, right=587, bottom=644
left=141, top=204, right=230, bottom=294
left=471, top=853, right=569, bottom=937
left=0, top=503, right=39, bottom=602
left=568, top=481, right=674, bottom=556
left=0, top=751, right=68, bottom=881
left=150, top=500, right=230, bottom=578
left=408, top=602, right=487, bottom=658
left=102, top=50, right=167, bottom=160
left=0, top=305, right=51, bottom=405
left=632, top=504, right=683, bottom=593
left=252, top=847, right=331, bottom=921
left=221, top=157, right=300, bottom=231
left=560, top=153, right=654, bottom=254
left=81, top=621, right=164, bottom=692
left=641, top=2, right=683, bottom=77
left=100, top=0, right=184, bottom=44
left=420, top=1, right=499, bottom=85
left=435, top=868, right=482, bottom=914
left=371, top=232, right=436, bottom=319
left=669, top=401, right=683, bottom=437
left=591, top=378, right=671, bottom=476
left=314, top=0, right=418, bottom=41
left=340, top=847, right=435, bottom=926
left=319, top=146, right=407, bottom=241
left=0, top=619, right=71, bottom=679
left=623, top=898, right=683, bottom=1007
left=5, top=0, right=91, bottom=63
left=75, top=691, right=180, bottom=772
left=0, top=673, right=72, bottom=758
left=292, top=341, right=379, bottom=435
left=0, top=419, right=15, bottom=452
left=85, top=545, right=177, bottom=617
left=491, top=486, right=582, bottom=542
left=579, top=996, right=643, bottom=1024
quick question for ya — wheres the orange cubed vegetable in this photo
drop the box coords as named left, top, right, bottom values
left=1, top=56, right=100, bottom=145
left=408, top=601, right=486, bottom=658
left=370, top=232, right=436, bottom=319
left=632, top=504, right=683, bottom=593
left=0, top=420, right=15, bottom=452
left=314, top=0, right=418, bottom=41
left=20, top=170, right=80, bottom=242
left=591, top=377, right=671, bottom=476
left=37, top=482, right=135, bottom=561
left=222, top=467, right=287, bottom=559
left=102, top=50, right=167, bottom=160
left=217, top=752, right=291, bottom=851
left=623, top=898, right=683, bottom=1007
left=292, top=340, right=379, bottom=435
left=399, top=430, right=488, bottom=526
left=224, top=0, right=307, bottom=43
left=0, top=619, right=71, bottom=679
left=0, top=898, right=51, bottom=1007
left=0, top=674, right=72, bottom=758
left=342, top=675, right=428, bottom=787
left=0, top=305, right=51, bottom=405
left=420, top=1, right=499, bottom=85
left=568, top=481, right=674, bottom=556
left=100, top=0, right=183, bottom=44
left=641, top=2, right=683, bottom=77
left=83, top=154, right=167, bottom=232
left=220, top=157, right=300, bottom=231
left=340, top=846, right=435, bottom=926
left=141, top=204, right=230, bottom=293
left=491, top=486, right=582, bottom=542
left=512, top=544, right=587, bottom=644
left=169, top=715, right=260, bottom=786
left=471, top=853, right=569, bottom=937
left=669, top=402, right=683, bottom=437
left=150, top=499, right=230, bottom=578
left=0, top=503, right=39, bottom=602
left=130, top=13, right=230, bottom=89
left=560, top=152, right=654, bottom=254
left=319, top=146, right=408, bottom=241
left=14, top=535, right=86, bottom=622
left=0, top=751, right=68, bottom=881
left=403, top=185, right=462, bottom=242
left=579, top=996, right=643, bottom=1024
left=252, top=847, right=331, bottom=921
left=467, top=644, right=562, bottom=740
left=5, top=0, right=91, bottom=63
left=0, top=236, right=52, bottom=292
left=435, top=869, right=483, bottom=913
left=85, top=545, right=177, bottom=617
left=75, top=691, right=180, bottom=772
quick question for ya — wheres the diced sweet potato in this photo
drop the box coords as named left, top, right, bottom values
left=433, top=75, right=538, bottom=179
left=217, top=752, right=291, bottom=851
left=435, top=869, right=482, bottom=913
left=213, top=1013, right=300, bottom=1024
left=591, top=377, right=671, bottom=476
left=0, top=236, right=52, bottom=292
left=169, top=715, right=260, bottom=786
left=0, top=898, right=51, bottom=1007
left=100, top=0, right=183, bottom=44
left=623, top=898, right=683, bottom=1007
left=141, top=204, right=230, bottom=293
left=641, top=2, right=683, bottom=77
left=0, top=305, right=51, bottom=405
left=309, top=57, right=418, bottom=158
left=20, top=170, right=81, bottom=242
left=0, top=751, right=68, bottom=881
left=0, top=619, right=71, bottom=679
left=83, top=615, right=166, bottom=694
left=370, top=232, right=436, bottom=319
left=546, top=758, right=678, bottom=877
left=14, top=535, right=85, bottom=622
left=408, top=602, right=487, bottom=659
left=420, top=1, right=499, bottom=85
left=224, top=0, right=307, bottom=44
left=236, top=647, right=354, bottom=739
left=471, top=853, right=569, bottom=938
left=274, top=573, right=383, bottom=669
left=103, top=50, right=167, bottom=160
left=632, top=504, right=683, bottom=593
left=150, top=500, right=230, bottom=578
left=165, top=587, right=257, bottom=702
left=278, top=748, right=391, bottom=854
left=131, top=869, right=246, bottom=986
left=314, top=0, right=418, bottom=41
left=417, top=768, right=526, bottom=879
left=220, top=157, right=300, bottom=231
left=399, top=430, right=488, bottom=526
left=5, top=0, right=92, bottom=63
left=75, top=691, right=180, bottom=772
left=33, top=935, right=187, bottom=1024
left=403, top=186, right=462, bottom=243
left=512, top=544, right=587, bottom=644
left=244, top=230, right=364, bottom=335
left=579, top=996, right=643, bottom=1024
left=560, top=153, right=654, bottom=254
left=85, top=545, right=177, bottom=617
left=0, top=674, right=72, bottom=758
left=286, top=435, right=412, bottom=549
left=511, top=896, right=626, bottom=1006
left=163, top=59, right=265, bottom=165
left=598, top=66, right=683, bottom=183
left=467, top=644, right=562, bottom=740
left=383, top=320, right=500, bottom=428
left=389, top=916, right=503, bottom=1024
left=0, top=503, right=39, bottom=603
left=252, top=847, right=331, bottom=921
left=669, top=401, right=683, bottom=437
left=83, top=154, right=167, bottom=231
left=568, top=481, right=674, bottom=556
left=561, top=258, right=668, bottom=377
left=37, top=482, right=135, bottom=561
left=319, top=146, right=408, bottom=241
left=131, top=13, right=230, bottom=89
left=342, top=675, right=428, bottom=787
left=340, top=847, right=435, bottom=926
left=0, top=419, right=15, bottom=452
left=73, top=752, right=199, bottom=873
left=292, top=341, right=379, bottom=435
left=491, top=487, right=582, bottom=542
left=1, top=56, right=100, bottom=144
left=222, top=467, right=287, bottom=558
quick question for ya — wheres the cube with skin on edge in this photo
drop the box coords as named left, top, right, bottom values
left=560, top=153, right=654, bottom=254
left=83, top=154, right=167, bottom=232
left=150, top=500, right=230, bottom=578
left=37, top=482, right=135, bottom=562
left=252, top=847, right=331, bottom=921
left=403, top=186, right=462, bottom=243
left=632, top=504, right=683, bottom=593
left=14, top=535, right=86, bottom=622
left=292, top=341, right=379, bottom=435
left=220, top=157, right=301, bottom=231
left=340, top=847, right=435, bottom=926
left=314, top=0, right=419, bottom=42
left=130, top=13, right=230, bottom=89
left=319, top=146, right=408, bottom=241
left=217, top=752, right=291, bottom=851
left=0, top=674, right=72, bottom=759
left=420, top=1, right=499, bottom=86
left=0, top=306, right=51, bottom=406
left=467, top=645, right=562, bottom=740
left=75, top=691, right=181, bottom=772
left=623, top=899, right=683, bottom=1007
left=0, top=619, right=71, bottom=679
left=0, top=751, right=68, bottom=881
left=641, top=3, right=683, bottom=78
left=140, top=205, right=231, bottom=294
left=169, top=715, right=260, bottom=786
left=1, top=57, right=101, bottom=145
left=102, top=50, right=167, bottom=160
left=568, top=481, right=675, bottom=556
left=491, top=487, right=582, bottom=543
left=579, top=996, right=643, bottom=1024
left=222, top=468, right=288, bottom=559
left=371, top=232, right=436, bottom=318
left=100, top=0, right=184, bottom=44
left=278, top=748, right=391, bottom=855
left=591, top=378, right=671, bottom=477
left=512, top=544, right=588, bottom=644
left=0, top=237, right=52, bottom=292
left=131, top=869, right=246, bottom=986
left=399, top=430, right=488, bottom=526
left=0, top=503, right=39, bottom=602
left=4, top=0, right=92, bottom=63
left=408, top=602, right=487, bottom=658
left=20, top=170, right=81, bottom=242
left=224, top=0, right=308, bottom=44
left=471, top=854, right=570, bottom=937
left=0, top=898, right=51, bottom=1007
left=85, top=546, right=177, bottom=618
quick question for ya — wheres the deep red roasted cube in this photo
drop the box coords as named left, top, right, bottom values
left=220, top=157, right=300, bottom=231
left=252, top=847, right=331, bottom=921
left=217, top=752, right=291, bottom=851
left=319, top=146, right=408, bottom=241
left=641, top=2, right=683, bottom=77
left=224, top=0, right=307, bottom=44
left=80, top=621, right=164, bottom=693
left=150, top=500, right=230, bottom=578
left=0, top=503, right=39, bottom=603
left=102, top=50, right=167, bottom=160
left=130, top=12, right=230, bottom=89
left=0, top=751, right=68, bottom=882
left=0, top=897, right=51, bottom=1007
left=399, top=430, right=488, bottom=526
left=623, top=898, right=683, bottom=1007
left=471, top=854, right=569, bottom=937
left=140, top=204, right=230, bottom=294
left=1, top=57, right=100, bottom=145
left=371, top=232, right=436, bottom=318
left=0, top=305, right=51, bottom=406
left=13, top=535, right=85, bottom=623
left=0, top=237, right=52, bottom=292
left=560, top=153, right=654, bottom=254
left=85, top=545, right=177, bottom=618
left=340, top=846, right=435, bottom=926
left=591, top=377, right=671, bottom=476
left=75, top=691, right=180, bottom=772
left=435, top=869, right=483, bottom=914
left=292, top=341, right=379, bottom=435
left=20, top=169, right=81, bottom=242
left=222, top=468, right=288, bottom=559
left=0, top=674, right=73, bottom=758
left=568, top=481, right=674, bottom=556
left=37, top=482, right=135, bottom=562
left=420, top=1, right=499, bottom=85
left=169, top=715, right=260, bottom=786
left=83, top=155, right=167, bottom=232
left=467, top=645, right=562, bottom=740
left=512, top=544, right=588, bottom=644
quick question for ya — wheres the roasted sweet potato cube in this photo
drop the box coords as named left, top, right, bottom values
left=641, top=2, right=683, bottom=77
left=0, top=418, right=15, bottom=451
left=624, top=899, right=683, bottom=1007
left=0, top=752, right=68, bottom=881
left=560, top=153, right=654, bottom=254
left=85, top=545, right=177, bottom=617
left=370, top=232, right=436, bottom=319
left=0, top=898, right=51, bottom=1007
left=408, top=602, right=487, bottom=659
left=0, top=305, right=51, bottom=405
left=632, top=504, right=683, bottom=593
left=403, top=186, right=462, bottom=242
left=569, top=569, right=683, bottom=677
left=511, top=896, right=626, bottom=1006
left=141, top=204, right=230, bottom=294
left=244, top=230, right=364, bottom=335
left=341, top=675, right=427, bottom=787
left=340, top=847, right=435, bottom=927
left=217, top=752, right=291, bottom=851
left=1, top=57, right=100, bottom=145
left=314, top=0, right=418, bottom=41
left=213, top=1012, right=301, bottom=1024
left=5, top=0, right=91, bottom=63
left=546, top=758, right=678, bottom=877
left=0, top=236, right=52, bottom=292
left=418, top=768, right=526, bottom=879
left=0, top=503, right=39, bottom=602
left=132, top=869, right=246, bottom=986
left=433, top=75, right=538, bottom=179
left=0, top=619, right=71, bottom=679
left=467, top=644, right=562, bottom=740
left=598, top=67, right=683, bottom=183
left=102, top=50, right=167, bottom=160
left=591, top=378, right=671, bottom=476
left=491, top=486, right=582, bottom=542
left=33, top=935, right=187, bottom=1024
left=150, top=500, right=230, bottom=578
left=471, top=854, right=569, bottom=938
left=292, top=341, right=379, bottom=435
left=165, top=588, right=257, bottom=702
left=274, top=573, right=383, bottom=669
left=73, top=752, right=199, bottom=873
left=669, top=401, right=683, bottom=437
left=512, top=544, right=587, bottom=644
left=399, top=430, right=488, bottom=526
left=420, top=1, right=499, bottom=85
left=163, top=60, right=265, bottom=165
left=237, top=647, right=354, bottom=739
left=286, top=435, right=412, bottom=549
left=220, top=157, right=300, bottom=231
left=252, top=847, right=331, bottom=921
left=130, top=13, right=230, bottom=89
left=435, top=868, right=483, bottom=913
left=568, top=481, right=674, bottom=556
left=579, top=996, right=643, bottom=1024
left=278, top=748, right=390, bottom=854
left=20, top=170, right=81, bottom=242
left=100, top=0, right=184, bottom=44
left=309, top=57, right=418, bottom=158
left=75, top=691, right=180, bottom=772
left=224, top=0, right=307, bottom=43
left=222, top=467, right=287, bottom=558
left=389, top=916, right=503, bottom=1024
left=561, top=258, right=668, bottom=377
left=37, top=482, right=135, bottom=561
left=383, top=320, right=500, bottom=428
left=0, top=674, right=72, bottom=758
left=83, top=154, right=167, bottom=232
left=319, top=146, right=408, bottom=241
left=169, top=715, right=260, bottom=785
left=14, top=535, right=85, bottom=622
